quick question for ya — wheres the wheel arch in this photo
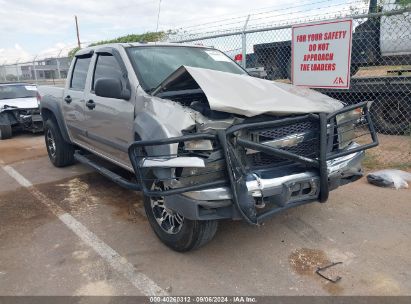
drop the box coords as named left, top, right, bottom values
left=40, top=105, right=71, bottom=143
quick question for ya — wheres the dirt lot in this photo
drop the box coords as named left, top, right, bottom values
left=362, top=133, right=411, bottom=170
left=0, top=134, right=410, bottom=296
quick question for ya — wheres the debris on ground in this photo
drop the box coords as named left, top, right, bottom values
left=367, top=169, right=411, bottom=189
left=316, top=262, right=343, bottom=283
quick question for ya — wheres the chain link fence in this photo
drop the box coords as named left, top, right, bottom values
left=170, top=4, right=411, bottom=170
left=0, top=44, right=86, bottom=87
left=1, top=3, right=409, bottom=169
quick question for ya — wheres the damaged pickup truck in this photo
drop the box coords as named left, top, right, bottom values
left=0, top=83, right=43, bottom=139
left=38, top=43, right=378, bottom=251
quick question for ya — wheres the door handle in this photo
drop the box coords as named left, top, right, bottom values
left=86, top=99, right=96, bottom=110
left=64, top=95, right=72, bottom=104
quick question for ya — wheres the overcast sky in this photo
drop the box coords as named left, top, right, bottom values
left=0, top=0, right=368, bottom=63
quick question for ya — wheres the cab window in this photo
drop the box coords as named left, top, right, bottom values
left=70, top=56, right=92, bottom=90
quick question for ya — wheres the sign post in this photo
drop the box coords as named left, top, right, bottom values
left=291, top=19, right=353, bottom=89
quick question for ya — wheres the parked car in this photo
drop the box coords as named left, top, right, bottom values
left=0, top=83, right=43, bottom=139
left=38, top=43, right=378, bottom=251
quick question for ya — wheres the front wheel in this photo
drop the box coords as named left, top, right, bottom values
left=143, top=181, right=218, bottom=252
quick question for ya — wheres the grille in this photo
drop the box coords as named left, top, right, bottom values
left=257, top=120, right=317, bottom=140
left=247, top=120, right=320, bottom=168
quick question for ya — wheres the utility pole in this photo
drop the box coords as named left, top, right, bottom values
left=75, top=15, right=81, bottom=48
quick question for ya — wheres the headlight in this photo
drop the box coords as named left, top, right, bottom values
left=184, top=139, right=213, bottom=151
left=336, top=107, right=362, bottom=149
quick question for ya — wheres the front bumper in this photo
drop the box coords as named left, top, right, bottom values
left=183, top=142, right=364, bottom=202
left=149, top=146, right=364, bottom=223
left=0, top=108, right=43, bottom=133
left=129, top=102, right=378, bottom=224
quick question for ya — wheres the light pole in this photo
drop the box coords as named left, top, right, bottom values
left=155, top=0, right=162, bottom=32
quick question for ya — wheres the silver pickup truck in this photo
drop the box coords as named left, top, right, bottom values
left=38, top=43, right=378, bottom=251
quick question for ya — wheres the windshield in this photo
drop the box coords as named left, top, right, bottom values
left=0, top=84, right=37, bottom=100
left=127, top=46, right=246, bottom=91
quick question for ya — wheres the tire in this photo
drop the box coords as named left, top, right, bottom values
left=370, top=97, right=410, bottom=135
left=143, top=180, right=218, bottom=252
left=44, top=119, right=75, bottom=167
left=0, top=124, right=12, bottom=140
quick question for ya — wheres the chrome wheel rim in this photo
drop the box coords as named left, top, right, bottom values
left=150, top=183, right=184, bottom=234
left=46, top=129, right=56, bottom=158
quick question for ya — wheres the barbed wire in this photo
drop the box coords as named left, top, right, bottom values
left=174, top=0, right=339, bottom=31
left=170, top=1, right=369, bottom=41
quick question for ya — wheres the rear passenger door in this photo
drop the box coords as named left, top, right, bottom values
left=63, top=53, right=92, bottom=145
left=83, top=49, right=135, bottom=168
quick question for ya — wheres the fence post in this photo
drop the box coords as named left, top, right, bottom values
left=32, top=56, right=38, bottom=84
left=15, top=60, right=20, bottom=81
left=56, top=49, right=62, bottom=79
left=1, top=61, right=6, bottom=81
left=241, top=15, right=250, bottom=69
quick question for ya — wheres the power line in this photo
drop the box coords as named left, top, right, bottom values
left=175, top=0, right=330, bottom=27
left=174, top=1, right=366, bottom=39
left=177, top=0, right=364, bottom=37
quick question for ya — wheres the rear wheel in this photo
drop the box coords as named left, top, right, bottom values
left=143, top=181, right=218, bottom=252
left=0, top=124, right=12, bottom=140
left=44, top=119, right=75, bottom=167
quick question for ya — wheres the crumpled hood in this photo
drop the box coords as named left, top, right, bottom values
left=155, top=66, right=343, bottom=117
left=0, top=97, right=38, bottom=111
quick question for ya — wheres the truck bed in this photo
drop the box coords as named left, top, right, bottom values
left=38, top=86, right=65, bottom=100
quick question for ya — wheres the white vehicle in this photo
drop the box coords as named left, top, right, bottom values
left=0, top=83, right=43, bottom=139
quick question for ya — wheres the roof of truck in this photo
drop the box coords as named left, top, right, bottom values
left=75, top=42, right=210, bottom=57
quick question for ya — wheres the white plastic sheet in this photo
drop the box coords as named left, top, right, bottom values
left=367, top=169, right=411, bottom=189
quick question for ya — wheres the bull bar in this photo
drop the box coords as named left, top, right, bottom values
left=128, top=101, right=379, bottom=224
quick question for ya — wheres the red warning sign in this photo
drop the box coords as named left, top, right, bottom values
left=291, top=19, right=353, bottom=89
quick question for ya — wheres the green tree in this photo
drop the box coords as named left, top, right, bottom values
left=68, top=46, right=80, bottom=59
left=68, top=30, right=173, bottom=58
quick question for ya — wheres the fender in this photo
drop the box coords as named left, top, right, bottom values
left=133, top=111, right=179, bottom=157
left=40, top=98, right=72, bottom=143
left=133, top=109, right=196, bottom=181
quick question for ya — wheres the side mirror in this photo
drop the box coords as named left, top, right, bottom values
left=95, top=78, right=131, bottom=100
